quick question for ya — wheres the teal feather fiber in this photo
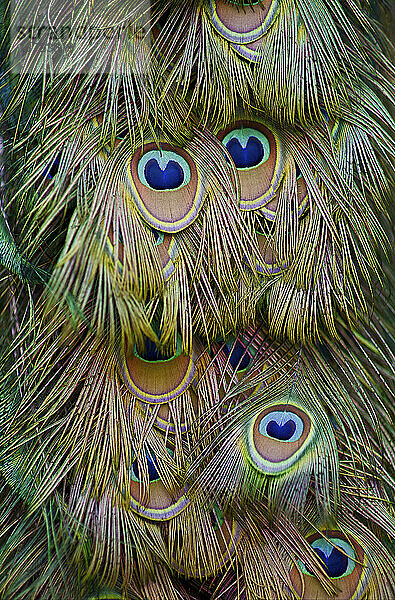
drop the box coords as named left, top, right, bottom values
left=0, top=0, right=394, bottom=598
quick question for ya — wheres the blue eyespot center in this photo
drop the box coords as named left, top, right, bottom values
left=300, top=538, right=357, bottom=579
left=137, top=149, right=191, bottom=192
left=139, top=338, right=165, bottom=361
left=144, top=158, right=184, bottom=190
left=266, top=419, right=296, bottom=441
left=221, top=127, right=271, bottom=170
left=258, top=410, right=305, bottom=443
left=313, top=546, right=349, bottom=578
left=132, top=453, right=160, bottom=482
left=134, top=332, right=181, bottom=362
left=136, top=332, right=173, bottom=361
left=223, top=340, right=251, bottom=371
left=226, top=136, right=264, bottom=168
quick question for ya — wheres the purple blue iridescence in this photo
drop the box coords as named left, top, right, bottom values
left=266, top=419, right=296, bottom=440
left=312, top=546, right=348, bottom=578
left=223, top=341, right=251, bottom=370
left=132, top=453, right=160, bottom=482
left=144, top=158, right=184, bottom=190
left=226, top=136, right=264, bottom=168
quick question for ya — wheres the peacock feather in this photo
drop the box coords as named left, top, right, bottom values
left=0, top=0, right=394, bottom=598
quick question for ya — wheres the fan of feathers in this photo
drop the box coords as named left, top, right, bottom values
left=0, top=0, right=394, bottom=598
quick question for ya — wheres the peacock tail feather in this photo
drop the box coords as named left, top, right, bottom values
left=0, top=0, right=394, bottom=598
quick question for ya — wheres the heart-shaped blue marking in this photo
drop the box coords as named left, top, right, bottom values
left=266, top=419, right=296, bottom=441
left=144, top=158, right=184, bottom=190
left=226, top=136, right=264, bottom=168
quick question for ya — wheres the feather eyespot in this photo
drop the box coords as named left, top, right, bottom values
left=223, top=129, right=269, bottom=169
left=217, top=121, right=284, bottom=210
left=308, top=539, right=354, bottom=578
left=291, top=532, right=367, bottom=599
left=129, top=449, right=189, bottom=520
left=126, top=143, right=205, bottom=233
left=209, top=0, right=280, bottom=45
left=121, top=335, right=196, bottom=404
left=246, top=403, right=313, bottom=474
left=222, top=127, right=270, bottom=169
